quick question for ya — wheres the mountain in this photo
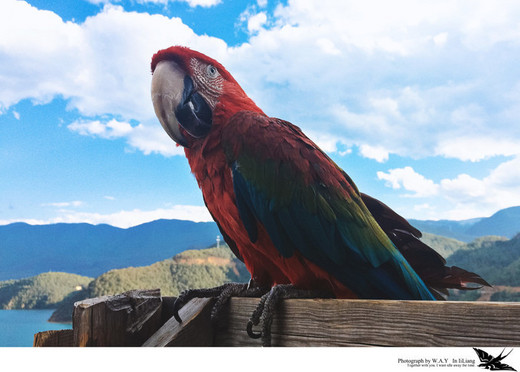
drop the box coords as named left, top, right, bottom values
left=447, top=234, right=520, bottom=286
left=2, top=235, right=520, bottom=323
left=0, top=272, right=92, bottom=310
left=61, top=245, right=249, bottom=322
left=0, top=245, right=249, bottom=322
left=0, top=219, right=220, bottom=281
left=88, top=245, right=249, bottom=298
left=420, top=232, right=467, bottom=258
left=409, top=206, right=520, bottom=242
left=466, top=207, right=520, bottom=238
left=2, top=205, right=518, bottom=281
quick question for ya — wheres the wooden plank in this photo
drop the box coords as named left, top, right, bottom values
left=33, top=329, right=73, bottom=347
left=73, top=289, right=162, bottom=346
left=142, top=297, right=214, bottom=347
left=160, top=296, right=177, bottom=323
left=214, top=298, right=520, bottom=347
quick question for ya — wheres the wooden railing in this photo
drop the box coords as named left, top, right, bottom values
left=34, top=289, right=520, bottom=347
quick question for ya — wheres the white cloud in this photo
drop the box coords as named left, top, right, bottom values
left=440, top=174, right=487, bottom=200
left=12, top=111, right=20, bottom=120
left=1, top=203, right=214, bottom=228
left=433, top=32, right=448, bottom=47
left=378, top=157, right=520, bottom=219
left=0, top=1, right=228, bottom=122
left=86, top=0, right=221, bottom=7
left=316, top=38, right=341, bottom=56
left=66, top=205, right=213, bottom=227
left=2, top=0, right=520, bottom=164
left=435, top=137, right=520, bottom=162
left=377, top=166, right=439, bottom=197
left=0, top=205, right=213, bottom=228
left=247, top=12, right=267, bottom=34
left=126, top=122, right=184, bottom=156
left=303, top=130, right=349, bottom=154
left=359, top=144, right=389, bottom=163
left=68, top=118, right=183, bottom=156
left=446, top=156, right=520, bottom=210
left=68, top=119, right=132, bottom=139
left=41, top=201, right=85, bottom=208
left=173, top=0, right=223, bottom=7
left=226, top=0, right=520, bottom=162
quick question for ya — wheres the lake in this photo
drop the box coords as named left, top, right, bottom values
left=0, top=310, right=72, bottom=347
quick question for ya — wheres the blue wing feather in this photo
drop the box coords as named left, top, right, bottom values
left=225, top=112, right=435, bottom=300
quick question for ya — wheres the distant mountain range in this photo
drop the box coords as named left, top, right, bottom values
left=1, top=205, right=519, bottom=281
left=2, top=234, right=520, bottom=323
left=0, top=219, right=220, bottom=281
left=2, top=205, right=520, bottom=320
left=409, top=206, right=520, bottom=242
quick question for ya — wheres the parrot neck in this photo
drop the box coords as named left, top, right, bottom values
left=214, top=91, right=264, bottom=124
left=183, top=114, right=230, bottom=194
left=183, top=91, right=264, bottom=192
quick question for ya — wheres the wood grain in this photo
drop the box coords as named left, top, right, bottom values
left=215, top=298, right=520, bottom=347
left=73, top=289, right=162, bottom=346
left=33, top=329, right=73, bottom=347
left=143, top=297, right=214, bottom=347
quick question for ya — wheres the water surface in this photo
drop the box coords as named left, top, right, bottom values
left=0, top=310, right=71, bottom=347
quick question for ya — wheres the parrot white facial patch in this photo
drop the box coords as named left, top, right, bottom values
left=190, top=58, right=224, bottom=109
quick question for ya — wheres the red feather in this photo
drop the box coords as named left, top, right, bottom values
left=152, top=46, right=490, bottom=300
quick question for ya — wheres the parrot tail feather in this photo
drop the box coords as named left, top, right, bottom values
left=361, top=193, right=491, bottom=300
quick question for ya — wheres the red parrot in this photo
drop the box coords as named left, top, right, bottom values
left=150, top=46, right=489, bottom=344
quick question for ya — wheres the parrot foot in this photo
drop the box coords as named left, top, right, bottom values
left=172, top=282, right=268, bottom=323
left=246, top=284, right=333, bottom=347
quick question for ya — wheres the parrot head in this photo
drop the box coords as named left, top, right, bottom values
left=151, top=46, right=262, bottom=148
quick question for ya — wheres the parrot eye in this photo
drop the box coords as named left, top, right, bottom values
left=206, top=65, right=219, bottom=78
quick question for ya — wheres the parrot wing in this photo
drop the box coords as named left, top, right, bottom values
left=360, top=193, right=490, bottom=299
left=222, top=111, right=434, bottom=300
left=203, top=197, right=244, bottom=262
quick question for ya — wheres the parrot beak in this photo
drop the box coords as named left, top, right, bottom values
left=151, top=60, right=213, bottom=147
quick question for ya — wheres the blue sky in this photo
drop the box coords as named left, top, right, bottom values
left=1, top=0, right=520, bottom=228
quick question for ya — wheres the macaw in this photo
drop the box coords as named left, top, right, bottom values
left=150, top=46, right=489, bottom=345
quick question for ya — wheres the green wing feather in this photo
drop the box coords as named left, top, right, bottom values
left=223, top=111, right=435, bottom=300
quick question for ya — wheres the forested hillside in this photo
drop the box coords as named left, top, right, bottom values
left=420, top=232, right=467, bottom=258
left=2, top=232, right=520, bottom=323
left=409, top=206, right=520, bottom=241
left=0, top=219, right=220, bottom=280
left=89, top=246, right=249, bottom=298
left=0, top=272, right=92, bottom=310
left=0, top=245, right=249, bottom=322
left=447, top=234, right=520, bottom=286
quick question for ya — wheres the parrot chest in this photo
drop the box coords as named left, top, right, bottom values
left=183, top=134, right=357, bottom=296
left=185, top=146, right=288, bottom=285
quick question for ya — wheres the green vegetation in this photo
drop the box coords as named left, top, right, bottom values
left=447, top=289, right=482, bottom=302
left=447, top=234, right=520, bottom=286
left=3, top=233, right=520, bottom=323
left=463, top=235, right=509, bottom=251
left=420, top=233, right=467, bottom=258
left=89, top=246, right=249, bottom=298
left=0, top=245, right=248, bottom=322
left=50, top=245, right=248, bottom=322
left=0, top=272, right=92, bottom=310
left=48, top=288, right=90, bottom=323
left=490, top=290, right=520, bottom=302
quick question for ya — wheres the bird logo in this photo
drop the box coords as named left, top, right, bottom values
left=473, top=348, right=516, bottom=371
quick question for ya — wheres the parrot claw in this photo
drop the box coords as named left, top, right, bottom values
left=172, top=282, right=268, bottom=323
left=246, top=321, right=262, bottom=339
left=172, top=282, right=331, bottom=346
left=246, top=284, right=333, bottom=346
